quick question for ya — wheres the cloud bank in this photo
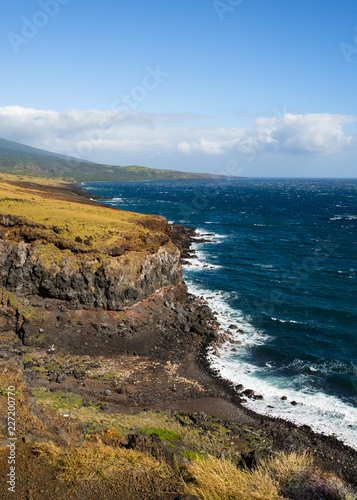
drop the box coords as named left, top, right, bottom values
left=0, top=106, right=356, bottom=175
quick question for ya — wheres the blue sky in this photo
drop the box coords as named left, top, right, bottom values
left=1, top=0, right=357, bottom=177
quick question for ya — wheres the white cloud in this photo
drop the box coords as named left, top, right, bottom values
left=267, top=113, right=355, bottom=154
left=0, top=106, right=356, bottom=167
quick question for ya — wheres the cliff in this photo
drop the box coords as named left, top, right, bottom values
left=0, top=179, right=183, bottom=311
left=0, top=238, right=181, bottom=310
left=0, top=178, right=356, bottom=500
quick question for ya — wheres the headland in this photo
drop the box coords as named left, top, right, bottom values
left=0, top=176, right=356, bottom=499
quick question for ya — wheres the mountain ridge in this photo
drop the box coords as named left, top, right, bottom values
left=0, top=137, right=234, bottom=182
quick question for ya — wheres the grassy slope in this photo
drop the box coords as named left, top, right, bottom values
left=0, top=137, right=230, bottom=182
left=0, top=178, right=179, bottom=298
left=0, top=179, right=167, bottom=250
left=31, top=386, right=349, bottom=499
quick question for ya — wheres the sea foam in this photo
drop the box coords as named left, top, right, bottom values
left=184, top=229, right=357, bottom=450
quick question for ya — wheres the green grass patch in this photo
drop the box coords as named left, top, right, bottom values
left=138, top=427, right=181, bottom=442
left=33, top=387, right=83, bottom=411
left=0, top=388, right=23, bottom=397
left=181, top=450, right=208, bottom=462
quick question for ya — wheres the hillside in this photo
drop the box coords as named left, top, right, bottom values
left=0, top=137, right=230, bottom=182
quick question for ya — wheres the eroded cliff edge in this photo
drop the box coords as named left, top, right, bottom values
left=0, top=178, right=356, bottom=500
left=0, top=181, right=186, bottom=311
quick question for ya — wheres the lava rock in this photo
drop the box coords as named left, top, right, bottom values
left=242, top=389, right=255, bottom=398
left=56, top=374, right=66, bottom=384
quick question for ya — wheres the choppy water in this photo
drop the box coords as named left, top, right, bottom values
left=83, top=178, right=357, bottom=448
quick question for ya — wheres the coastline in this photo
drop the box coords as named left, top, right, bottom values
left=0, top=177, right=356, bottom=498
left=182, top=237, right=357, bottom=449
left=82, top=183, right=357, bottom=481
left=182, top=230, right=357, bottom=461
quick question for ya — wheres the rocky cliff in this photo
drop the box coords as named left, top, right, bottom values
left=0, top=179, right=356, bottom=500
left=0, top=180, right=186, bottom=311
left=0, top=239, right=182, bottom=310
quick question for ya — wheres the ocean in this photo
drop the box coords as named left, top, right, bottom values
left=82, top=178, right=357, bottom=449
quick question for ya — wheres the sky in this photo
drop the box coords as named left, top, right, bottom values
left=1, top=0, right=357, bottom=177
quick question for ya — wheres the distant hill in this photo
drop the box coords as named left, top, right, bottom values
left=0, top=137, right=233, bottom=182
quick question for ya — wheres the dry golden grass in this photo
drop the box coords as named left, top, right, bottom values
left=185, top=455, right=282, bottom=500
left=266, top=451, right=348, bottom=499
left=35, top=439, right=178, bottom=483
left=0, top=173, right=67, bottom=186
left=185, top=451, right=348, bottom=500
left=264, top=450, right=313, bottom=489
left=35, top=431, right=349, bottom=500
left=0, top=179, right=172, bottom=257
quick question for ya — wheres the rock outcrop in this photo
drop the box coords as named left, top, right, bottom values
left=0, top=239, right=182, bottom=310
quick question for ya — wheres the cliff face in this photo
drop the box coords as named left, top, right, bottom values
left=0, top=179, right=187, bottom=311
left=0, top=239, right=182, bottom=310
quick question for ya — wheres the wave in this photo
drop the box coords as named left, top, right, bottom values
left=183, top=247, right=222, bottom=270
left=208, top=351, right=357, bottom=449
left=271, top=317, right=302, bottom=325
left=252, top=263, right=275, bottom=270
left=183, top=248, right=357, bottom=449
left=193, top=228, right=227, bottom=241
left=330, top=214, right=357, bottom=221
left=185, top=279, right=269, bottom=350
left=103, top=197, right=124, bottom=203
left=183, top=260, right=222, bottom=271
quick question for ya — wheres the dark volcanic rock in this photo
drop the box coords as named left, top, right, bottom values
left=0, top=239, right=182, bottom=310
left=127, top=432, right=176, bottom=467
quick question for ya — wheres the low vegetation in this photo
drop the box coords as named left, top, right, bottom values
left=0, top=137, right=228, bottom=182
left=0, top=179, right=170, bottom=255
left=31, top=386, right=351, bottom=499
left=32, top=385, right=269, bottom=460
left=35, top=439, right=348, bottom=500
left=0, top=177, right=180, bottom=305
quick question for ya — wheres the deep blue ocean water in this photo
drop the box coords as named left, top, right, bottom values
left=82, top=178, right=357, bottom=448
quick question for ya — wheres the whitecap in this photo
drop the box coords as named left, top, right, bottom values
left=271, top=317, right=301, bottom=325
left=208, top=351, right=357, bottom=449
left=192, top=229, right=227, bottom=242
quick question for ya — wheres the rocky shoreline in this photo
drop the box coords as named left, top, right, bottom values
left=178, top=229, right=357, bottom=484
left=0, top=179, right=356, bottom=498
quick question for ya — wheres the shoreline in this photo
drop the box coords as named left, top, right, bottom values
left=168, top=217, right=357, bottom=450
left=84, top=182, right=357, bottom=451
left=0, top=178, right=356, bottom=497
left=83, top=183, right=357, bottom=472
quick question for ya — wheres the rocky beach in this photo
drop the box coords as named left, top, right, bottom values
left=0, top=178, right=356, bottom=499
